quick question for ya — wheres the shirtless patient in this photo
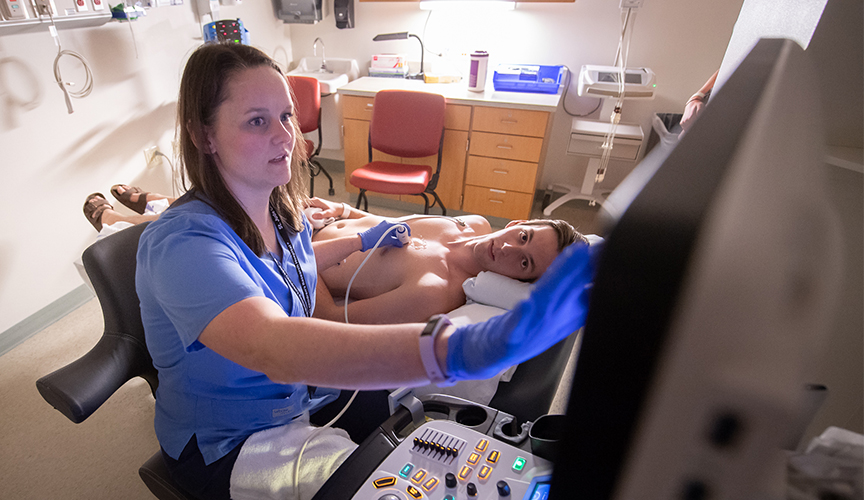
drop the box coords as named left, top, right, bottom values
left=309, top=199, right=586, bottom=325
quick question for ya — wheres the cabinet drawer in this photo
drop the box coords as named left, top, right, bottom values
left=465, top=156, right=537, bottom=193
left=445, top=104, right=471, bottom=131
left=568, top=134, right=642, bottom=160
left=472, top=107, right=548, bottom=137
left=343, top=95, right=375, bottom=120
left=463, top=185, right=534, bottom=220
left=469, top=131, right=543, bottom=163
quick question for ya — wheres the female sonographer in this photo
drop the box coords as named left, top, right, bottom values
left=136, top=41, right=594, bottom=500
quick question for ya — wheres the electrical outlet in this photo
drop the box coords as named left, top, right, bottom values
left=143, top=146, right=161, bottom=166
left=32, top=0, right=57, bottom=16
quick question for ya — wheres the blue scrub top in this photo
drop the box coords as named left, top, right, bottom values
left=136, top=193, right=337, bottom=465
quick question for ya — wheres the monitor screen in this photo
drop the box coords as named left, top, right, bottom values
left=550, top=38, right=841, bottom=499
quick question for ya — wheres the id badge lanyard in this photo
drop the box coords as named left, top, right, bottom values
left=268, top=205, right=312, bottom=318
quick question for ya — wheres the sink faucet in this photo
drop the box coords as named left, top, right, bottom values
left=312, top=37, right=329, bottom=72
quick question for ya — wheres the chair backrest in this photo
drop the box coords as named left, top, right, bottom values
left=286, top=75, right=321, bottom=135
left=36, top=222, right=156, bottom=423
left=369, top=90, right=446, bottom=159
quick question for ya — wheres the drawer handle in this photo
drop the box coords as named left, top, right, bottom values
left=497, top=145, right=513, bottom=150
left=489, top=189, right=506, bottom=194
left=501, top=119, right=518, bottom=124
left=492, top=169, right=509, bottom=175
left=489, top=199, right=504, bottom=204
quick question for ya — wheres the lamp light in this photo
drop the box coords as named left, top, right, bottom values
left=418, top=0, right=516, bottom=11
left=373, top=31, right=425, bottom=80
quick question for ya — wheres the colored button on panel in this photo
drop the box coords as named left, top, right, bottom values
left=422, top=476, right=439, bottom=492
left=399, top=463, right=415, bottom=478
left=478, top=465, right=493, bottom=482
left=406, top=484, right=423, bottom=499
left=467, top=451, right=481, bottom=466
left=458, top=465, right=473, bottom=482
left=474, top=438, right=489, bottom=453
left=512, top=456, right=527, bottom=472
left=487, top=450, right=500, bottom=464
left=373, top=476, right=397, bottom=488
left=410, top=469, right=427, bottom=484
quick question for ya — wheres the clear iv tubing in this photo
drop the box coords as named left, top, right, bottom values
left=599, top=7, right=636, bottom=178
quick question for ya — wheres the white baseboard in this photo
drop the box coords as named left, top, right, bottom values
left=0, top=285, right=94, bottom=358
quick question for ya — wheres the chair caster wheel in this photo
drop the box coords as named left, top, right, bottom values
left=328, top=189, right=335, bottom=196
left=541, top=192, right=552, bottom=211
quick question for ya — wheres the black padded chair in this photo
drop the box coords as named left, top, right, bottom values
left=33, top=222, right=391, bottom=499
left=35, top=222, right=194, bottom=500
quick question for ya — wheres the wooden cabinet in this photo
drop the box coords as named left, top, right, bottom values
left=341, top=94, right=470, bottom=211
left=341, top=93, right=552, bottom=220
left=462, top=107, right=550, bottom=220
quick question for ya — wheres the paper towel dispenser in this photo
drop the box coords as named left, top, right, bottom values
left=272, top=0, right=323, bottom=24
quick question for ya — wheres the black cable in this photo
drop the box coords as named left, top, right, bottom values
left=560, top=65, right=602, bottom=117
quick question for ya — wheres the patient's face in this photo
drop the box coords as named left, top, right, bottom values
left=473, top=224, right=559, bottom=281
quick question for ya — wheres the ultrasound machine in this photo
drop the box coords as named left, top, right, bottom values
left=312, top=38, right=842, bottom=500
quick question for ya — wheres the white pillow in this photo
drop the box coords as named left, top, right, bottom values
left=462, top=271, right=533, bottom=310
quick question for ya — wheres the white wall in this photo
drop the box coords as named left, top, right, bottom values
left=288, top=0, right=743, bottom=189
left=0, top=1, right=293, bottom=334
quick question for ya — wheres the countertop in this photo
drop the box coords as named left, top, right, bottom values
left=336, top=76, right=562, bottom=112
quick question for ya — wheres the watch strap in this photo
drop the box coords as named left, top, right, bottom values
left=419, top=314, right=452, bottom=385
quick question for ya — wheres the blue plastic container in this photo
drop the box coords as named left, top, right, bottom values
left=492, top=64, right=566, bottom=94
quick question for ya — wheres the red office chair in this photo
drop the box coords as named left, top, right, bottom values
left=349, top=89, right=447, bottom=215
left=286, top=75, right=335, bottom=197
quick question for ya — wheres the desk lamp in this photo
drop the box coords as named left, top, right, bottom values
left=373, top=32, right=425, bottom=80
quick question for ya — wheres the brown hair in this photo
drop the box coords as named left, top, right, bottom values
left=176, top=42, right=309, bottom=255
left=515, top=219, right=587, bottom=251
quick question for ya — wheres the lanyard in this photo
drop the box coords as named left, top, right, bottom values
left=268, top=205, right=312, bottom=318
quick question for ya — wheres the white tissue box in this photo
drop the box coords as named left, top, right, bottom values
left=371, top=54, right=407, bottom=69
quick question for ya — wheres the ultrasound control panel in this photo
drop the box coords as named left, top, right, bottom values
left=351, top=420, right=552, bottom=500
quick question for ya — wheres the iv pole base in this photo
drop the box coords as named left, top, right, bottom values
left=543, top=157, right=610, bottom=216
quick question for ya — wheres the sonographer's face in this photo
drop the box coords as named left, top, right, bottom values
left=206, top=66, right=296, bottom=196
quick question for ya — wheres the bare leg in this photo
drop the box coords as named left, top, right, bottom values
left=100, top=208, right=160, bottom=227
left=113, top=184, right=176, bottom=205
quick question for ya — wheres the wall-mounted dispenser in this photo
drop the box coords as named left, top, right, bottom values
left=334, top=0, right=353, bottom=29
left=272, top=0, right=323, bottom=24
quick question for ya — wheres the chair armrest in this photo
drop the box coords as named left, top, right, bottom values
left=35, top=332, right=158, bottom=423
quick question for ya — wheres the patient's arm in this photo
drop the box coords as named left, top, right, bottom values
left=315, top=278, right=462, bottom=325
left=313, top=278, right=343, bottom=321
left=307, top=197, right=374, bottom=221
left=311, top=236, right=362, bottom=272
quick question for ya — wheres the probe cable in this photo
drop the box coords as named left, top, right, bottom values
left=293, top=223, right=404, bottom=498
left=293, top=214, right=465, bottom=495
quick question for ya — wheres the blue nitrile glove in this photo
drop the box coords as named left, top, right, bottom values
left=358, top=220, right=411, bottom=252
left=446, top=242, right=595, bottom=381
